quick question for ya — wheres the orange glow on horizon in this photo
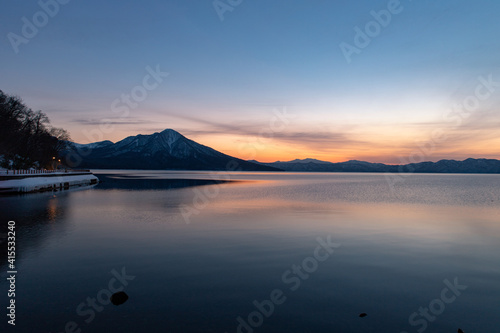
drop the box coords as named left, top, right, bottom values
left=67, top=124, right=500, bottom=165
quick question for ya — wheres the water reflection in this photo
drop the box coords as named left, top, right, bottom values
left=0, top=191, right=69, bottom=277
left=0, top=171, right=499, bottom=333
left=95, top=173, right=234, bottom=191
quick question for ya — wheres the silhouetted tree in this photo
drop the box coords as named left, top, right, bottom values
left=0, top=90, right=71, bottom=169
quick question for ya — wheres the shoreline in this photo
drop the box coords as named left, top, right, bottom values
left=0, top=171, right=99, bottom=194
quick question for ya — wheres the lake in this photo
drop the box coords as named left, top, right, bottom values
left=1, top=171, right=499, bottom=333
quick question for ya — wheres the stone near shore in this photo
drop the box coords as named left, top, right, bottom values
left=110, top=291, right=129, bottom=306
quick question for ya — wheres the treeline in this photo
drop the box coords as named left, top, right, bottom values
left=0, top=90, right=70, bottom=169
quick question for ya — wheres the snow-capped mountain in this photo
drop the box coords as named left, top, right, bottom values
left=72, top=140, right=114, bottom=150
left=70, top=129, right=281, bottom=171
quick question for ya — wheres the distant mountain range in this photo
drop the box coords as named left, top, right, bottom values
left=69, top=129, right=280, bottom=171
left=69, top=129, right=500, bottom=173
left=251, top=158, right=500, bottom=174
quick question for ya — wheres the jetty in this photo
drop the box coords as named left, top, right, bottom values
left=0, top=169, right=99, bottom=194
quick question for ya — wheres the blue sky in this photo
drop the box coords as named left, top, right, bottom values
left=1, top=0, right=499, bottom=162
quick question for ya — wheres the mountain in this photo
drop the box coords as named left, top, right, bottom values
left=72, top=140, right=114, bottom=150
left=69, top=129, right=281, bottom=171
left=68, top=130, right=500, bottom=173
left=253, top=158, right=500, bottom=174
left=253, top=159, right=391, bottom=172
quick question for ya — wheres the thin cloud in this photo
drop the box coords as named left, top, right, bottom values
left=71, top=118, right=155, bottom=126
left=171, top=114, right=368, bottom=148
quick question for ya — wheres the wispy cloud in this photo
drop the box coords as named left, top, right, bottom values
left=71, top=118, right=155, bottom=126
left=171, top=114, right=368, bottom=148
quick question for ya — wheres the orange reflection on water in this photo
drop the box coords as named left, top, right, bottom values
left=47, top=197, right=59, bottom=222
left=190, top=192, right=500, bottom=245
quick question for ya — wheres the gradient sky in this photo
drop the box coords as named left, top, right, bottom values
left=1, top=0, right=499, bottom=163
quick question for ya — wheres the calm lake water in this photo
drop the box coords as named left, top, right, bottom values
left=1, top=171, right=499, bottom=333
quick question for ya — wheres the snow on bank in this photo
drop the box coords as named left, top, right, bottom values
left=0, top=173, right=99, bottom=193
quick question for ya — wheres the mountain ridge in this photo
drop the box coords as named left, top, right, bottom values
left=252, top=157, right=500, bottom=174
left=69, top=129, right=281, bottom=171
left=70, top=129, right=500, bottom=173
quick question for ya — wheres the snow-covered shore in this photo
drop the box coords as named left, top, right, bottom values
left=0, top=172, right=99, bottom=193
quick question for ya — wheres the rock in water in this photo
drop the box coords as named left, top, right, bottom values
left=458, top=329, right=464, bottom=333
left=359, top=313, right=367, bottom=318
left=110, top=291, right=129, bottom=306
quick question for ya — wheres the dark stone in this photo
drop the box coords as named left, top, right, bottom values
left=458, top=329, right=464, bottom=333
left=359, top=313, right=367, bottom=318
left=110, top=291, right=129, bottom=306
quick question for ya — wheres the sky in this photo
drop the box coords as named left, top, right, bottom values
left=1, top=0, right=500, bottom=163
